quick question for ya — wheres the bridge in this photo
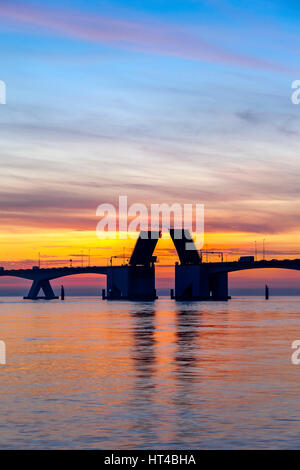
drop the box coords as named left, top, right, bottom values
left=0, top=264, right=159, bottom=301
left=169, top=229, right=300, bottom=300
left=174, top=258, right=300, bottom=301
left=0, top=231, right=161, bottom=300
left=1, top=230, right=300, bottom=300
left=0, top=266, right=109, bottom=300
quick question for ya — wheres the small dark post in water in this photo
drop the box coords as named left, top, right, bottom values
left=102, top=289, right=106, bottom=300
left=265, top=284, right=269, bottom=300
left=170, top=288, right=174, bottom=299
left=61, top=285, right=65, bottom=300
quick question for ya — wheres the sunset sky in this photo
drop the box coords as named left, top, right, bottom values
left=1, top=0, right=300, bottom=294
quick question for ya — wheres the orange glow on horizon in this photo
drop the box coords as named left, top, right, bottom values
left=1, top=226, right=300, bottom=293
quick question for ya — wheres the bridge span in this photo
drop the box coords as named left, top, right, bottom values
left=174, top=259, right=300, bottom=300
left=206, top=259, right=300, bottom=274
left=0, top=231, right=161, bottom=300
left=1, top=259, right=300, bottom=301
left=0, top=266, right=109, bottom=300
left=0, top=264, right=159, bottom=300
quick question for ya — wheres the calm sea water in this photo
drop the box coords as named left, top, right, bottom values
left=0, top=296, right=300, bottom=449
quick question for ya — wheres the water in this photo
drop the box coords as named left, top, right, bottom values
left=0, top=296, right=300, bottom=449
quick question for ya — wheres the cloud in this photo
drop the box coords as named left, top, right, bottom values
left=0, top=1, right=292, bottom=73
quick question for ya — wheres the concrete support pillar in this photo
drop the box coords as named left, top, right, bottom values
left=106, top=265, right=157, bottom=300
left=210, top=272, right=228, bottom=300
left=24, top=279, right=58, bottom=300
left=175, top=264, right=210, bottom=300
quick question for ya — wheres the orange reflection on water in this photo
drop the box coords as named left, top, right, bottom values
left=1, top=297, right=300, bottom=448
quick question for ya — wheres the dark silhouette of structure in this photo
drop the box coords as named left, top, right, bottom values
left=61, top=285, right=65, bottom=300
left=23, top=278, right=59, bottom=300
left=0, top=229, right=299, bottom=300
left=2, top=231, right=160, bottom=300
left=106, top=230, right=160, bottom=300
left=170, top=228, right=229, bottom=300
left=265, top=284, right=269, bottom=300
left=169, top=229, right=299, bottom=300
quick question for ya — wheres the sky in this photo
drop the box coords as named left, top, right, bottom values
left=1, top=0, right=300, bottom=295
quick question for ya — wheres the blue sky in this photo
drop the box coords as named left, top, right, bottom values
left=0, top=0, right=300, bottom=237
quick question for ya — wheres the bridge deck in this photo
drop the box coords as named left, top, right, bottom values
left=204, top=259, right=300, bottom=273
left=1, top=259, right=300, bottom=280
left=0, top=266, right=109, bottom=280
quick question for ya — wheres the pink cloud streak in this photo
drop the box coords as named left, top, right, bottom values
left=0, top=1, right=291, bottom=73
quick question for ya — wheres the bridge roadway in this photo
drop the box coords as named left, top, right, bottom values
left=204, top=259, right=300, bottom=273
left=0, top=266, right=109, bottom=281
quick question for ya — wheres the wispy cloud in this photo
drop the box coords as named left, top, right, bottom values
left=0, top=1, right=291, bottom=73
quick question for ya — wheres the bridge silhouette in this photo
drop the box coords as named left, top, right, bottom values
left=1, top=230, right=300, bottom=300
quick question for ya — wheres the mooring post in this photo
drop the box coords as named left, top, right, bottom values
left=265, top=284, right=269, bottom=300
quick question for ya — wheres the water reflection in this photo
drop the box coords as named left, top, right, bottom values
left=129, top=304, right=158, bottom=447
left=130, top=304, right=156, bottom=379
left=174, top=303, right=201, bottom=379
left=1, top=297, right=300, bottom=448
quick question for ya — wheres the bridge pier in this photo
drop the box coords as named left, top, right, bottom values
left=106, top=265, right=157, bottom=300
left=210, top=272, right=229, bottom=300
left=103, top=230, right=160, bottom=301
left=174, top=264, right=210, bottom=300
left=174, top=266, right=230, bottom=301
left=24, top=279, right=58, bottom=300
